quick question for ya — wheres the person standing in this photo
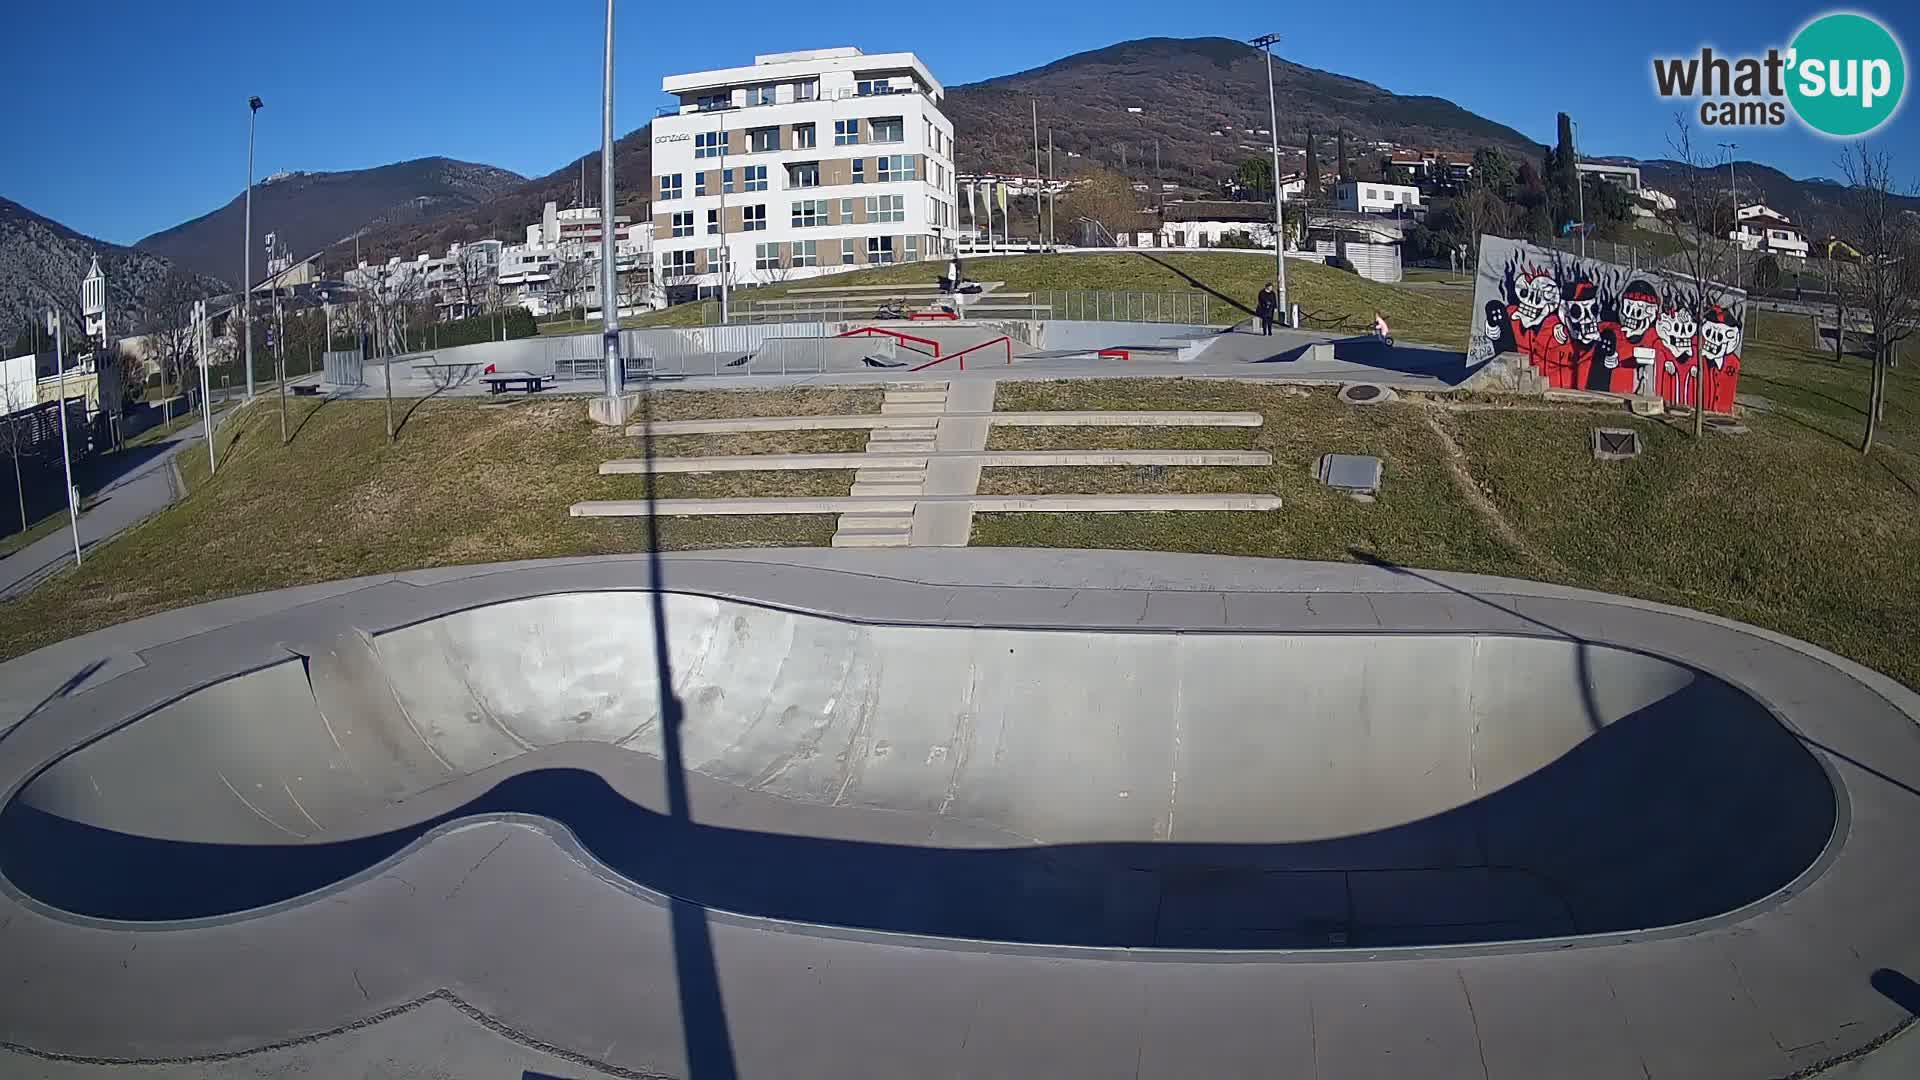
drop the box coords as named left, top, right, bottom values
left=1256, top=283, right=1277, bottom=336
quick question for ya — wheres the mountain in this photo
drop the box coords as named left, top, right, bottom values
left=1635, top=157, right=1920, bottom=227
left=314, top=136, right=654, bottom=276
left=943, top=37, right=1543, bottom=185
left=0, top=197, right=224, bottom=352
left=134, top=157, right=525, bottom=286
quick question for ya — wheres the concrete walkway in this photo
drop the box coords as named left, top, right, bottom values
left=0, top=549, right=1915, bottom=1079
left=0, top=412, right=219, bottom=600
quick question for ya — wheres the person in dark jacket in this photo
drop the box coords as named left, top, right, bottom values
left=1255, top=283, right=1277, bottom=336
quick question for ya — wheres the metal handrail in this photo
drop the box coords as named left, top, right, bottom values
left=909, top=335, right=1010, bottom=372
left=837, top=325, right=939, bottom=357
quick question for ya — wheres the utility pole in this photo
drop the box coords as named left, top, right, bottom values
left=598, top=0, right=625, bottom=404
left=46, top=310, right=80, bottom=567
left=195, top=301, right=215, bottom=476
left=1047, top=128, right=1055, bottom=249
left=1250, top=33, right=1289, bottom=317
left=273, top=254, right=288, bottom=443
left=718, top=109, right=729, bottom=322
left=244, top=95, right=262, bottom=399
left=1572, top=120, right=1587, bottom=259
left=1032, top=99, right=1041, bottom=249
left=1718, top=140, right=1740, bottom=238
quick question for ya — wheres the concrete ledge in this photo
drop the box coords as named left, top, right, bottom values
left=628, top=414, right=938, bottom=435
left=985, top=410, right=1263, bottom=428
left=605, top=450, right=1273, bottom=474
left=572, top=493, right=1281, bottom=517
left=628, top=411, right=1261, bottom=436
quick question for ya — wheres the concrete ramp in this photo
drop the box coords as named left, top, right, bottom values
left=1, top=592, right=1834, bottom=944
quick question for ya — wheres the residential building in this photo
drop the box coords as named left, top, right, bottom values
left=650, top=47, right=958, bottom=296
left=1155, top=200, right=1278, bottom=249
left=1575, top=162, right=1643, bottom=192
left=1334, top=180, right=1422, bottom=215
left=1308, top=211, right=1406, bottom=283
left=1731, top=204, right=1810, bottom=258
left=1385, top=153, right=1473, bottom=191
left=958, top=172, right=1074, bottom=197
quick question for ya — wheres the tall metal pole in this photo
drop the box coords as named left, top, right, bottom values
left=1252, top=34, right=1288, bottom=315
left=244, top=97, right=261, bottom=399
left=1032, top=99, right=1041, bottom=247
left=1047, top=129, right=1055, bottom=249
left=599, top=0, right=624, bottom=400
left=47, top=311, right=80, bottom=566
left=1573, top=120, right=1586, bottom=259
left=274, top=273, right=288, bottom=443
left=718, top=110, right=729, bottom=322
left=198, top=303, right=215, bottom=476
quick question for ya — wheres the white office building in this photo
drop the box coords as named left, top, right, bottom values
left=650, top=47, right=959, bottom=296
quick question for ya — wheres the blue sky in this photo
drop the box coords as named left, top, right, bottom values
left=5, top=0, right=1914, bottom=245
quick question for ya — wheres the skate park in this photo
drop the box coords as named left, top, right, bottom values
left=1, top=548, right=1917, bottom=1079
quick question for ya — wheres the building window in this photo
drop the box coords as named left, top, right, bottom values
left=723, top=168, right=736, bottom=194
left=787, top=162, right=819, bottom=188
left=853, top=159, right=865, bottom=184
left=877, top=155, right=915, bottom=182
left=694, top=131, right=725, bottom=159
left=856, top=79, right=891, bottom=96
left=671, top=211, right=694, bottom=238
left=696, top=93, right=728, bottom=111
left=747, top=84, right=776, bottom=106
left=742, top=204, right=766, bottom=231
left=695, top=172, right=707, bottom=196
left=755, top=242, right=783, bottom=271
left=842, top=238, right=858, bottom=264
left=662, top=250, right=697, bottom=275
left=795, top=79, right=818, bottom=102
left=749, top=127, right=779, bottom=153
left=871, top=116, right=904, bottom=143
left=867, top=194, right=905, bottom=223
left=792, top=239, right=818, bottom=267
left=905, top=236, right=919, bottom=262
left=706, top=246, right=730, bottom=272
left=840, top=198, right=857, bottom=223
left=707, top=209, right=721, bottom=235
left=794, top=123, right=816, bottom=150
left=659, top=174, right=683, bottom=200
left=867, top=236, right=896, bottom=264
left=834, top=119, right=860, bottom=145
left=792, top=200, right=828, bottom=228
left=742, top=165, right=768, bottom=192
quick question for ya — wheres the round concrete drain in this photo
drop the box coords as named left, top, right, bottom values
left=1338, top=383, right=1396, bottom=405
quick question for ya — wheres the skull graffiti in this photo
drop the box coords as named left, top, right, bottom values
left=1563, top=281, right=1602, bottom=343
left=1699, top=307, right=1741, bottom=366
left=1514, top=269, right=1558, bottom=327
left=1657, top=307, right=1698, bottom=358
left=1618, top=281, right=1660, bottom=338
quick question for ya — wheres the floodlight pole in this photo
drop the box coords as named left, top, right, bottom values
left=599, top=0, right=625, bottom=400
left=1252, top=33, right=1289, bottom=319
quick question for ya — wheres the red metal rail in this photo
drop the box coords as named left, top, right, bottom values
left=837, top=325, right=940, bottom=357
left=909, top=311, right=958, bottom=321
left=909, top=335, right=1012, bottom=372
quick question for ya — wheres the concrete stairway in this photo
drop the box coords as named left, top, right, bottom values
left=833, top=385, right=944, bottom=548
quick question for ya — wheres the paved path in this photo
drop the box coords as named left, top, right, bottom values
left=0, top=411, right=219, bottom=600
left=0, top=549, right=1915, bottom=1079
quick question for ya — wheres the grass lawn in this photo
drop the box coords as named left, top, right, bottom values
left=0, top=387, right=879, bottom=661
left=551, top=253, right=1473, bottom=345
left=0, top=509, right=69, bottom=559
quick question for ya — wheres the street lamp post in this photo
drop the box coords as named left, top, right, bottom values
left=1572, top=120, right=1587, bottom=259
left=45, top=311, right=81, bottom=567
left=1251, top=34, right=1289, bottom=320
left=244, top=96, right=262, bottom=400
left=599, top=0, right=625, bottom=404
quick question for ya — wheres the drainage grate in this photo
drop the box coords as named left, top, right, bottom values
left=1591, top=428, right=1643, bottom=461
left=1345, top=384, right=1381, bottom=402
left=1337, top=382, right=1397, bottom=406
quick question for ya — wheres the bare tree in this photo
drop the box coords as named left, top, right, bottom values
left=1661, top=116, right=1741, bottom=441
left=0, top=370, right=34, bottom=532
left=547, top=254, right=591, bottom=320
left=1059, top=169, right=1142, bottom=246
left=1831, top=144, right=1920, bottom=454
left=137, top=276, right=202, bottom=432
left=619, top=264, right=654, bottom=313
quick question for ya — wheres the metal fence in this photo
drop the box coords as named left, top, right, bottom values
left=1036, top=289, right=1211, bottom=324
left=322, top=348, right=364, bottom=387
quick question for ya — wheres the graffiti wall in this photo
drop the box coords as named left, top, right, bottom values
left=1466, top=236, right=1746, bottom=412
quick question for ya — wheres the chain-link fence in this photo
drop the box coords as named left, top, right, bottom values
left=726, top=289, right=1209, bottom=326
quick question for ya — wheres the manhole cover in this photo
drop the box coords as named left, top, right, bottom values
left=1591, top=428, right=1643, bottom=461
left=1338, top=383, right=1397, bottom=406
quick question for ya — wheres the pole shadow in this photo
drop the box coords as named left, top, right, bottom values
left=640, top=380, right=739, bottom=1080
left=1873, top=969, right=1920, bottom=1015
left=1133, top=252, right=1254, bottom=317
